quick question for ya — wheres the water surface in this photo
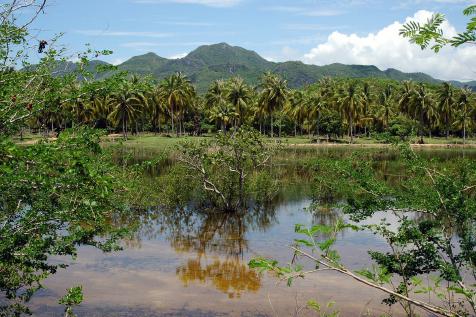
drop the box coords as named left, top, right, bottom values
left=31, top=147, right=476, bottom=316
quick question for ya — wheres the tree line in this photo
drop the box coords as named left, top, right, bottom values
left=24, top=69, right=476, bottom=143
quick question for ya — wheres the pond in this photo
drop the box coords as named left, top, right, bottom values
left=29, top=146, right=476, bottom=317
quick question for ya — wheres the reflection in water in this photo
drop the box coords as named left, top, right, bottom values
left=177, top=257, right=261, bottom=298
left=126, top=205, right=278, bottom=297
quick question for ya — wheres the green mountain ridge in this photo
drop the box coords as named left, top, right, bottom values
left=81, top=42, right=476, bottom=92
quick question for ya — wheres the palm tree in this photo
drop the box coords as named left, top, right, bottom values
left=108, top=84, right=143, bottom=139
left=158, top=72, right=195, bottom=136
left=361, top=82, right=373, bottom=136
left=454, top=87, right=474, bottom=145
left=437, top=82, right=455, bottom=139
left=205, top=80, right=238, bottom=132
left=90, top=95, right=113, bottom=129
left=69, top=96, right=89, bottom=127
left=338, top=82, right=361, bottom=143
left=284, top=89, right=306, bottom=137
left=208, top=101, right=236, bottom=132
left=377, top=84, right=394, bottom=129
left=412, top=83, right=435, bottom=143
left=149, top=88, right=168, bottom=134
left=398, top=80, right=414, bottom=116
left=226, top=77, right=252, bottom=128
left=306, top=90, right=325, bottom=139
left=258, top=72, right=289, bottom=138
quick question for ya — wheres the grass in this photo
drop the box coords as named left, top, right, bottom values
left=115, top=134, right=210, bottom=148
left=13, top=131, right=476, bottom=148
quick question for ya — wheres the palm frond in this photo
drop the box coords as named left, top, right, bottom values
left=463, top=5, right=476, bottom=16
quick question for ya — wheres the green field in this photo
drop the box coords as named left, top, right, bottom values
left=14, top=132, right=476, bottom=148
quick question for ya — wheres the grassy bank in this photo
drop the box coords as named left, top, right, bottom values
left=13, top=132, right=476, bottom=148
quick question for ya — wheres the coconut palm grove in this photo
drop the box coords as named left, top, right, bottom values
left=1, top=1, right=476, bottom=317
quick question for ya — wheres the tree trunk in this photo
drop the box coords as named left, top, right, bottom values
left=350, top=115, right=353, bottom=144
left=122, top=116, right=127, bottom=140
left=463, top=119, right=466, bottom=146
left=316, top=112, right=320, bottom=138
left=171, top=103, right=175, bottom=136
left=419, top=112, right=424, bottom=144
left=238, top=169, right=245, bottom=208
left=270, top=114, right=274, bottom=138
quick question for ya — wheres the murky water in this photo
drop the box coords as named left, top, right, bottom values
left=30, top=147, right=476, bottom=316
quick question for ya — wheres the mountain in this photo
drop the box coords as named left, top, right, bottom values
left=78, top=43, right=476, bottom=92
left=118, top=52, right=168, bottom=75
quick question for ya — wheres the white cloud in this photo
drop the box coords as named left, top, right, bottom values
left=263, top=56, right=277, bottom=62
left=122, top=41, right=210, bottom=49
left=122, top=42, right=162, bottom=48
left=133, top=0, right=240, bottom=7
left=283, top=24, right=349, bottom=31
left=303, top=10, right=476, bottom=81
left=262, top=5, right=346, bottom=16
left=158, top=21, right=214, bottom=26
left=76, top=30, right=172, bottom=38
left=302, top=10, right=346, bottom=17
left=169, top=52, right=187, bottom=59
left=111, top=58, right=126, bottom=65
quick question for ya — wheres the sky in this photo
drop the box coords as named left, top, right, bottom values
left=26, top=0, right=476, bottom=81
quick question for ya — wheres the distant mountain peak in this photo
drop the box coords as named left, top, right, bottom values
left=58, top=42, right=473, bottom=92
left=182, top=42, right=269, bottom=70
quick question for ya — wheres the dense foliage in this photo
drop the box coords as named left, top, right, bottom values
left=19, top=68, right=476, bottom=144
left=161, top=127, right=277, bottom=211
left=0, top=2, right=143, bottom=315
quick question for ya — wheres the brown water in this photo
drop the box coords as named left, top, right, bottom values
left=29, top=147, right=476, bottom=317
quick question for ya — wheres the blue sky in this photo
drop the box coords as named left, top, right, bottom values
left=29, top=0, right=476, bottom=81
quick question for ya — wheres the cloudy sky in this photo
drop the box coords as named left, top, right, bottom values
left=31, top=0, right=476, bottom=81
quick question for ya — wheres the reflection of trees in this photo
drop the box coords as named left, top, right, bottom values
left=310, top=205, right=341, bottom=240
left=176, top=257, right=261, bottom=298
left=120, top=205, right=278, bottom=297
left=164, top=206, right=276, bottom=297
left=164, top=208, right=275, bottom=257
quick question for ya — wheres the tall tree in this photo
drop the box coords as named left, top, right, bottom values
left=412, top=83, right=435, bottom=143
left=285, top=89, right=306, bottom=137
left=338, top=82, right=361, bottom=143
left=226, top=77, right=252, bottom=128
left=306, top=90, right=325, bottom=139
left=90, top=95, right=113, bottom=129
left=454, top=87, right=474, bottom=144
left=361, top=82, right=373, bottom=136
left=437, top=82, right=456, bottom=139
left=258, top=72, right=289, bottom=138
left=206, top=80, right=234, bottom=132
left=377, top=84, right=394, bottom=129
left=398, top=80, right=414, bottom=116
left=158, top=72, right=195, bottom=136
left=108, top=84, right=143, bottom=139
left=149, top=88, right=168, bottom=134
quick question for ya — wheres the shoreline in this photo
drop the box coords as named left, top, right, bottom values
left=286, top=143, right=476, bottom=148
